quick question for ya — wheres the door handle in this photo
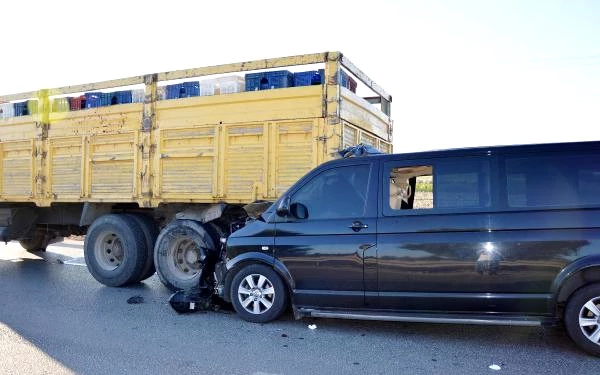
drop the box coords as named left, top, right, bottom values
left=348, top=221, right=368, bottom=232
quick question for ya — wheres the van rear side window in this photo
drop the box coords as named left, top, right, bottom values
left=386, top=158, right=491, bottom=214
left=389, top=166, right=433, bottom=210
left=505, top=153, right=600, bottom=208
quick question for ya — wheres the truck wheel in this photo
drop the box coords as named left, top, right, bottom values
left=564, top=283, right=600, bottom=357
left=154, top=220, right=216, bottom=291
left=230, top=264, right=288, bottom=323
left=84, top=214, right=147, bottom=287
left=19, top=231, right=50, bottom=252
left=126, top=214, right=158, bottom=282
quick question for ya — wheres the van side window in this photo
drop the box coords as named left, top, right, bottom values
left=291, top=164, right=371, bottom=219
left=387, top=158, right=491, bottom=213
left=506, top=153, right=600, bottom=208
left=389, top=166, right=433, bottom=210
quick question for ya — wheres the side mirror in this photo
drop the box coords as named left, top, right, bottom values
left=276, top=196, right=291, bottom=217
left=290, top=202, right=309, bottom=220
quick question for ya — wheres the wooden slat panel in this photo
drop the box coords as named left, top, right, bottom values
left=89, top=133, right=135, bottom=196
left=2, top=141, right=33, bottom=197
left=49, top=137, right=82, bottom=197
left=273, top=121, right=315, bottom=196
left=159, top=126, right=217, bottom=197
left=224, top=124, right=265, bottom=198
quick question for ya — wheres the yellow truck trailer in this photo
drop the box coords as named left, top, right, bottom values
left=0, top=51, right=392, bottom=290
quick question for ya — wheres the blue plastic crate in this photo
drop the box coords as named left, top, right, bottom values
left=13, top=100, right=37, bottom=116
left=13, top=101, right=28, bottom=116
left=110, top=90, right=133, bottom=105
left=293, top=69, right=324, bottom=87
left=245, top=70, right=294, bottom=91
left=166, top=81, right=200, bottom=99
left=338, top=70, right=357, bottom=93
left=85, top=92, right=112, bottom=108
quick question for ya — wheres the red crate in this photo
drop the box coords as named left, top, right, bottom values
left=69, top=95, right=86, bottom=111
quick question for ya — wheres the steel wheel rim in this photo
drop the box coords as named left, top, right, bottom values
left=93, top=231, right=124, bottom=271
left=237, top=273, right=275, bottom=315
left=167, top=237, right=204, bottom=281
left=578, top=296, right=600, bottom=345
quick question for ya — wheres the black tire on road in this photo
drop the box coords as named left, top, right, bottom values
left=230, top=264, right=288, bottom=323
left=153, top=220, right=216, bottom=291
left=126, top=214, right=158, bottom=282
left=564, top=283, right=600, bottom=357
left=84, top=214, right=147, bottom=287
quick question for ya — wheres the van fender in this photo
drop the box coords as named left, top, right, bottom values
left=550, top=254, right=600, bottom=305
left=223, top=252, right=295, bottom=302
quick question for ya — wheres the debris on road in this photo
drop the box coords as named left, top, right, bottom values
left=489, top=364, right=501, bottom=371
left=308, top=324, right=317, bottom=330
left=169, top=288, right=215, bottom=313
left=127, top=296, right=144, bottom=304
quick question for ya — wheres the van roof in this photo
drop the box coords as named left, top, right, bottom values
left=328, top=140, right=600, bottom=166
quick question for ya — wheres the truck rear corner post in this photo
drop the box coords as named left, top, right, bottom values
left=0, top=51, right=393, bottom=290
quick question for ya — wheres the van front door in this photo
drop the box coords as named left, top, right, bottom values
left=273, top=163, right=378, bottom=309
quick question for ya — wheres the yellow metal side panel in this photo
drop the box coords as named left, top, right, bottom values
left=156, top=86, right=323, bottom=127
left=1, top=141, right=34, bottom=198
left=89, top=133, right=136, bottom=198
left=340, top=89, right=392, bottom=142
left=158, top=126, right=217, bottom=199
left=270, top=120, right=317, bottom=198
left=48, top=106, right=143, bottom=203
left=48, top=104, right=143, bottom=137
left=223, top=124, right=266, bottom=201
left=48, top=137, right=82, bottom=199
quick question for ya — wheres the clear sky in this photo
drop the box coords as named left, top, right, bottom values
left=1, top=0, right=598, bottom=152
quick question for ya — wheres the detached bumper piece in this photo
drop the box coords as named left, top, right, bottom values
left=169, top=287, right=215, bottom=314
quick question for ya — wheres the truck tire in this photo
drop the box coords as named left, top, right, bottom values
left=564, top=283, right=600, bottom=357
left=126, top=214, right=158, bottom=282
left=84, top=214, right=147, bottom=287
left=230, top=264, right=288, bottom=323
left=154, top=220, right=216, bottom=291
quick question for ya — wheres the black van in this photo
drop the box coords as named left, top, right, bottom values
left=219, top=141, right=600, bottom=356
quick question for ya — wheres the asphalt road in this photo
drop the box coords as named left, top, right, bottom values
left=0, top=240, right=597, bottom=375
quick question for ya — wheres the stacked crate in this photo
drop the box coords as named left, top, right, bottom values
left=69, top=96, right=86, bottom=111
left=166, top=81, right=200, bottom=99
left=293, top=69, right=324, bottom=87
left=52, top=98, right=71, bottom=112
left=199, top=76, right=245, bottom=96
left=13, top=100, right=37, bottom=116
left=0, top=103, right=14, bottom=119
left=338, top=70, right=357, bottom=93
left=85, top=92, right=112, bottom=108
left=245, top=70, right=294, bottom=91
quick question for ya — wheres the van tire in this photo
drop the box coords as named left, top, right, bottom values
left=564, top=283, right=600, bottom=357
left=230, top=264, right=287, bottom=323
left=84, top=214, right=147, bottom=287
left=154, top=220, right=216, bottom=291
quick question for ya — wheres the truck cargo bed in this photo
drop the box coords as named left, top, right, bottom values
left=0, top=52, right=392, bottom=208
